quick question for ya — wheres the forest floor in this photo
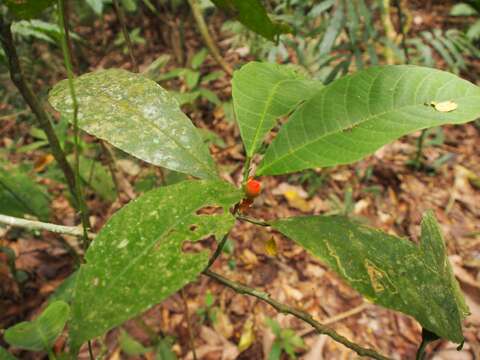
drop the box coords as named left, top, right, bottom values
left=1, top=1, right=480, bottom=359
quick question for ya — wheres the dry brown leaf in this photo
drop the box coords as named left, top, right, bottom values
left=213, top=309, right=234, bottom=339
left=34, top=153, right=54, bottom=172
left=273, top=183, right=312, bottom=212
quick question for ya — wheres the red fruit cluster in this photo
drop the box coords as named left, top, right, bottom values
left=244, top=178, right=261, bottom=198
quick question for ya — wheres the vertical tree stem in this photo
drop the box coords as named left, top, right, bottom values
left=393, top=0, right=410, bottom=63
left=58, top=0, right=91, bottom=248
left=113, top=0, right=139, bottom=72
left=187, top=0, right=232, bottom=75
left=0, top=18, right=85, bottom=216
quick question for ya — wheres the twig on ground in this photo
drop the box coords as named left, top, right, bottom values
left=203, top=270, right=391, bottom=360
left=299, top=302, right=370, bottom=337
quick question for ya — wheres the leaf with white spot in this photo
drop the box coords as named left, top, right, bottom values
left=272, top=211, right=469, bottom=343
left=257, top=65, right=480, bottom=175
left=69, top=180, right=242, bottom=350
left=49, top=69, right=217, bottom=179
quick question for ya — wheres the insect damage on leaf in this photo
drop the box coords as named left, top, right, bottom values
left=428, top=100, right=459, bottom=112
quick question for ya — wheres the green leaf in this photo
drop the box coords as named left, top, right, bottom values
left=5, top=0, right=55, bottom=19
left=4, top=301, right=70, bottom=351
left=211, top=0, right=291, bottom=41
left=86, top=0, right=104, bottom=15
left=257, top=65, right=480, bottom=175
left=119, top=330, right=150, bottom=355
left=0, top=347, right=18, bottom=360
left=0, top=164, right=50, bottom=221
left=68, top=155, right=116, bottom=203
left=191, top=48, right=208, bottom=70
left=68, top=180, right=242, bottom=349
left=49, top=69, right=217, bottom=180
left=232, top=62, right=323, bottom=157
left=272, top=212, right=469, bottom=343
left=450, top=3, right=478, bottom=16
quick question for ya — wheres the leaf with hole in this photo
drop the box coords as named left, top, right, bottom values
left=68, top=180, right=242, bottom=349
left=232, top=62, right=323, bottom=157
left=272, top=212, right=469, bottom=342
left=49, top=69, right=217, bottom=179
left=257, top=65, right=480, bottom=175
left=4, top=301, right=70, bottom=351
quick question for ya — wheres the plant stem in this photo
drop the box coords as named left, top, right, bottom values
left=205, top=232, right=230, bottom=269
left=203, top=270, right=392, bottom=360
left=0, top=18, right=80, bottom=211
left=57, top=0, right=91, bottom=249
left=112, top=0, right=139, bottom=72
left=413, top=129, right=427, bottom=169
left=242, top=155, right=251, bottom=184
left=236, top=215, right=270, bottom=227
left=393, top=0, right=410, bottom=63
left=380, top=0, right=396, bottom=64
left=0, top=214, right=94, bottom=239
left=47, top=349, right=57, bottom=360
left=187, top=0, right=232, bottom=75
left=415, top=339, right=428, bottom=360
left=87, top=340, right=95, bottom=360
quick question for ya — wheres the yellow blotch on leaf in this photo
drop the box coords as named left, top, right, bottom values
left=431, top=100, right=458, bottom=112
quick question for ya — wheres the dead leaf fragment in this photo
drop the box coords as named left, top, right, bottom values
left=264, top=237, right=278, bottom=257
left=237, top=319, right=255, bottom=352
left=431, top=100, right=458, bottom=112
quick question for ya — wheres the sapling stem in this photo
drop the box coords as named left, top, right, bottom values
left=112, top=0, right=139, bottom=72
left=187, top=0, right=233, bottom=75
left=57, top=0, right=91, bottom=249
left=0, top=18, right=83, bottom=214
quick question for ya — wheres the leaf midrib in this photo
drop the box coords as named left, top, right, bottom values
left=59, top=71, right=214, bottom=177
left=259, top=94, right=479, bottom=173
left=241, top=77, right=301, bottom=156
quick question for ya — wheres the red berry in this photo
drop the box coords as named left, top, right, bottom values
left=245, top=178, right=261, bottom=198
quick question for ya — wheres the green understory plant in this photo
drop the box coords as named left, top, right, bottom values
left=1, top=1, right=480, bottom=360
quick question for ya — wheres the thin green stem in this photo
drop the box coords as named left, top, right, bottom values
left=394, top=0, right=410, bottom=63
left=203, top=270, right=392, bottom=360
left=415, top=339, right=428, bottom=360
left=413, top=129, right=427, bottom=169
left=205, top=232, right=230, bottom=269
left=47, top=349, right=57, bottom=360
left=88, top=340, right=95, bottom=360
left=242, top=155, right=252, bottom=184
left=236, top=214, right=270, bottom=227
left=57, top=0, right=91, bottom=249
left=0, top=18, right=80, bottom=211
left=112, top=0, right=139, bottom=72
